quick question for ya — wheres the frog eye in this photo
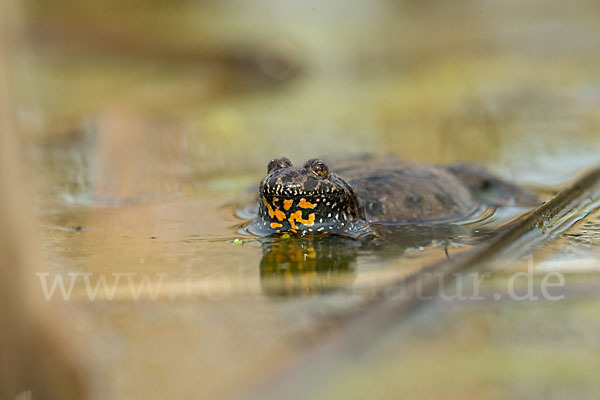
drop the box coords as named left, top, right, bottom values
left=267, top=157, right=292, bottom=173
left=304, top=159, right=329, bottom=178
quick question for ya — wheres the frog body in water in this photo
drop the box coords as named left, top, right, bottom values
left=248, top=155, right=539, bottom=238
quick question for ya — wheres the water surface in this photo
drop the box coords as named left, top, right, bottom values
left=16, top=0, right=600, bottom=398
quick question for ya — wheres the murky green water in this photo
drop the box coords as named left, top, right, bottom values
left=13, top=0, right=600, bottom=399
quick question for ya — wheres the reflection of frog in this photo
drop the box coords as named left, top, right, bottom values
left=249, top=155, right=539, bottom=238
left=259, top=237, right=358, bottom=296
left=258, top=225, right=471, bottom=296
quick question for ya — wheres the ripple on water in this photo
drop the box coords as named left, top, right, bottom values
left=230, top=197, right=545, bottom=296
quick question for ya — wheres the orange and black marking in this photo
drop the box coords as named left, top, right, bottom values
left=262, top=197, right=286, bottom=222
left=298, top=198, right=316, bottom=209
left=249, top=157, right=365, bottom=237
left=261, top=195, right=317, bottom=232
left=288, top=210, right=315, bottom=230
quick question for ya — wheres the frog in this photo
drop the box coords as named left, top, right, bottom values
left=248, top=155, right=539, bottom=238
